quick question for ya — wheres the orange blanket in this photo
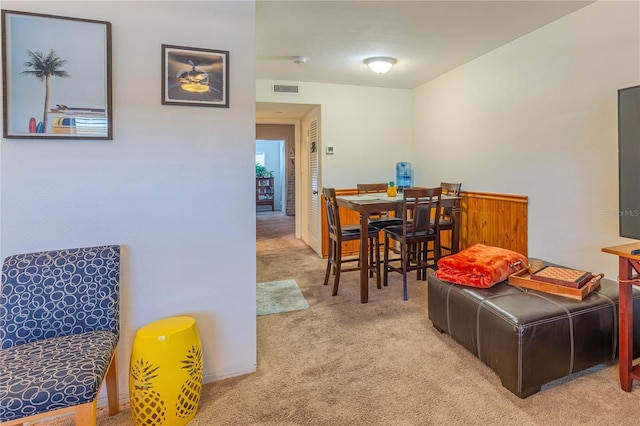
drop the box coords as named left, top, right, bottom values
left=435, top=244, right=527, bottom=288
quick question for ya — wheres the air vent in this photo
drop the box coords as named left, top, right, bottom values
left=272, top=82, right=300, bottom=95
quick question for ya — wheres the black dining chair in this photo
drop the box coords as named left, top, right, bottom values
left=383, top=187, right=442, bottom=300
left=322, top=187, right=381, bottom=295
left=439, top=182, right=462, bottom=257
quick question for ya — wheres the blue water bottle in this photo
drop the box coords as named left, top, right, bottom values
left=396, top=162, right=413, bottom=191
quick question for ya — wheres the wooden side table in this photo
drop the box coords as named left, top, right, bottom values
left=602, top=242, right=640, bottom=391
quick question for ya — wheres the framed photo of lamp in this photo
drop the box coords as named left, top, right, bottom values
left=1, top=10, right=112, bottom=139
left=161, top=44, right=229, bottom=108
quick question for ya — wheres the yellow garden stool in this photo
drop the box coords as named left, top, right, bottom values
left=129, top=316, right=203, bottom=425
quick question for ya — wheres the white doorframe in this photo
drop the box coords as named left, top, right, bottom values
left=303, top=107, right=322, bottom=256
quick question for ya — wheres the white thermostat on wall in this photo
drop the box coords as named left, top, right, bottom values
left=326, top=146, right=334, bottom=155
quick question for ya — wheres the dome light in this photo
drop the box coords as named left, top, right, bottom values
left=364, top=57, right=397, bottom=74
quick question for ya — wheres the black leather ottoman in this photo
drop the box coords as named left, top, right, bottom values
left=428, top=272, right=640, bottom=398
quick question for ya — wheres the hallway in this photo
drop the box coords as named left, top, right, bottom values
left=256, top=213, right=306, bottom=252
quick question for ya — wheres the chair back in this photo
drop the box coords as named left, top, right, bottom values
left=322, top=188, right=342, bottom=242
left=358, top=182, right=400, bottom=219
left=440, top=182, right=461, bottom=197
left=440, top=182, right=461, bottom=220
left=0, top=245, right=120, bottom=349
left=357, top=183, right=387, bottom=195
left=401, top=187, right=442, bottom=239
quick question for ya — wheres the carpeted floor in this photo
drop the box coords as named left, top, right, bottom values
left=38, top=213, right=640, bottom=425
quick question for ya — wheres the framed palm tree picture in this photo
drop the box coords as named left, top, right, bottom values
left=1, top=10, right=112, bottom=139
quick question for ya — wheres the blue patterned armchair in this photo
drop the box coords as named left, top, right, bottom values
left=0, top=245, right=120, bottom=425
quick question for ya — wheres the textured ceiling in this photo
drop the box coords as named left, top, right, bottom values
left=255, top=0, right=594, bottom=118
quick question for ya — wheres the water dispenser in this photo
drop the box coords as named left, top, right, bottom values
left=396, top=162, right=413, bottom=190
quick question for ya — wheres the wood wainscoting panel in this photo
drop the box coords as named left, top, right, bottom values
left=321, top=189, right=528, bottom=259
left=460, top=191, right=528, bottom=257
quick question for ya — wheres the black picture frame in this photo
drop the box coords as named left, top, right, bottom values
left=161, top=44, right=229, bottom=108
left=2, top=9, right=112, bottom=140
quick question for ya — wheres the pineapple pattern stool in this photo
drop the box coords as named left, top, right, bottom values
left=129, top=316, right=203, bottom=425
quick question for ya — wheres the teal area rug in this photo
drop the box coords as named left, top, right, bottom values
left=257, top=279, right=309, bottom=316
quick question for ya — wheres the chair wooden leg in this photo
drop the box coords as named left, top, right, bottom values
left=324, top=261, right=331, bottom=285
left=419, top=242, right=427, bottom=280
left=412, top=242, right=420, bottom=280
left=105, top=349, right=120, bottom=415
left=383, top=234, right=390, bottom=286
left=375, top=237, right=381, bottom=289
left=324, top=240, right=337, bottom=286
left=420, top=243, right=427, bottom=280
left=332, top=240, right=342, bottom=296
left=323, top=258, right=332, bottom=286
left=402, top=242, right=409, bottom=301
left=434, top=237, right=441, bottom=268
left=414, top=242, right=421, bottom=280
left=369, top=237, right=374, bottom=278
left=332, top=263, right=341, bottom=295
left=75, top=400, right=97, bottom=426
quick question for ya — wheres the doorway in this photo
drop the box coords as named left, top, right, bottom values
left=256, top=139, right=285, bottom=214
left=255, top=103, right=321, bottom=253
left=255, top=123, right=296, bottom=215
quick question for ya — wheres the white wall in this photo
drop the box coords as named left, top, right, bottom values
left=1, top=0, right=257, bottom=401
left=256, top=81, right=414, bottom=188
left=412, top=1, right=640, bottom=278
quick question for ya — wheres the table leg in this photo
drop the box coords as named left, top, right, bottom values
left=360, top=213, right=369, bottom=303
left=619, top=283, right=633, bottom=391
left=619, top=257, right=635, bottom=391
left=451, top=203, right=461, bottom=254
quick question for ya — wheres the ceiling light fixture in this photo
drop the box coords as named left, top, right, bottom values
left=291, top=56, right=308, bottom=64
left=364, top=57, right=396, bottom=74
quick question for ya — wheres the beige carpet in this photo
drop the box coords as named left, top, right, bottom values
left=38, top=213, right=640, bottom=425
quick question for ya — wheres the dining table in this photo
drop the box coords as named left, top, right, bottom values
left=336, top=192, right=462, bottom=303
